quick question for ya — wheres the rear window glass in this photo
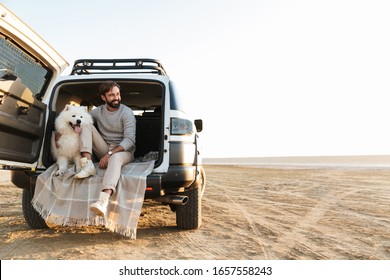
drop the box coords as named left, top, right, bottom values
left=0, top=36, right=50, bottom=97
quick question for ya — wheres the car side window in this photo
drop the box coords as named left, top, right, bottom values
left=0, top=36, right=51, bottom=99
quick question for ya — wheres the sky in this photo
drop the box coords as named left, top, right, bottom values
left=3, top=0, right=390, bottom=158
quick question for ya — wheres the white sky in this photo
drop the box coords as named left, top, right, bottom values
left=3, top=0, right=390, bottom=158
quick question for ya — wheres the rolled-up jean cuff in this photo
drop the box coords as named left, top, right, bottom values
left=80, top=148, right=93, bottom=154
left=102, top=184, right=116, bottom=194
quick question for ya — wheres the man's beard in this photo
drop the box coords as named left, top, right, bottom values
left=107, top=100, right=120, bottom=108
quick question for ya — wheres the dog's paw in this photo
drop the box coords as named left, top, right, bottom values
left=54, top=169, right=65, bottom=176
left=79, top=157, right=88, bottom=167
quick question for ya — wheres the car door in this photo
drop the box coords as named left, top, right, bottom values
left=0, top=3, right=68, bottom=168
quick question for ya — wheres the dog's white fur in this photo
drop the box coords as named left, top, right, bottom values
left=51, top=104, right=93, bottom=176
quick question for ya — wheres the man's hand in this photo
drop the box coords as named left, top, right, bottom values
left=98, top=145, right=124, bottom=169
left=98, top=154, right=110, bottom=169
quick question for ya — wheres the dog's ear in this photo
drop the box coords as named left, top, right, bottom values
left=82, top=106, right=88, bottom=112
left=64, top=104, right=70, bottom=111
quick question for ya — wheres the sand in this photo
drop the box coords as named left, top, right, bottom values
left=0, top=165, right=389, bottom=260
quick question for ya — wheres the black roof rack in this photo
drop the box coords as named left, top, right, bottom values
left=70, top=58, right=168, bottom=76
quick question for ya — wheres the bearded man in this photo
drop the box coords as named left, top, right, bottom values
left=75, top=81, right=136, bottom=217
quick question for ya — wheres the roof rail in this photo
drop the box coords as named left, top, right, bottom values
left=70, top=58, right=168, bottom=76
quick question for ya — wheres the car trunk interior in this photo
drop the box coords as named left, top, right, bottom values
left=42, top=80, right=164, bottom=168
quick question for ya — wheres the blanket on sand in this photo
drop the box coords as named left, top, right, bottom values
left=32, top=161, right=155, bottom=239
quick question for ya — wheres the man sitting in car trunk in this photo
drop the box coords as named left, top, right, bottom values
left=75, top=80, right=136, bottom=217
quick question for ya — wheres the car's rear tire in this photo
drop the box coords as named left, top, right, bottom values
left=176, top=167, right=205, bottom=229
left=22, top=188, right=48, bottom=229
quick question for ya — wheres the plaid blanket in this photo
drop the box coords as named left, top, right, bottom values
left=32, top=161, right=155, bottom=239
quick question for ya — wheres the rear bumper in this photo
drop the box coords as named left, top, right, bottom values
left=11, top=165, right=198, bottom=198
left=144, top=165, right=197, bottom=198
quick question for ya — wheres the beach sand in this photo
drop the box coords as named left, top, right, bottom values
left=0, top=164, right=389, bottom=260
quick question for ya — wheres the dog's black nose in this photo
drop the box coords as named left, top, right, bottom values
left=77, top=119, right=81, bottom=124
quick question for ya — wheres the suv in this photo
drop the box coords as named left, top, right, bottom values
left=0, top=4, right=205, bottom=230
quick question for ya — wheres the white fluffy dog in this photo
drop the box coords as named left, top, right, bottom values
left=51, top=104, right=93, bottom=176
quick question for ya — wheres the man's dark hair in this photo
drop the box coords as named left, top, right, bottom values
left=99, top=81, right=120, bottom=96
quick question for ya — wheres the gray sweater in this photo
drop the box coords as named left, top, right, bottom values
left=90, top=104, right=136, bottom=152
